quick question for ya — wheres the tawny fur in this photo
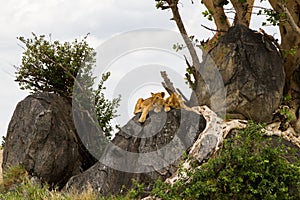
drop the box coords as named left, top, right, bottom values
left=134, top=92, right=166, bottom=123
left=134, top=92, right=187, bottom=123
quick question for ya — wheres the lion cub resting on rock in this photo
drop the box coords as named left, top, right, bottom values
left=134, top=92, right=184, bottom=123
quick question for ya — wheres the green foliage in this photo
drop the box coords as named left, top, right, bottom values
left=279, top=106, right=294, bottom=123
left=15, top=34, right=120, bottom=139
left=274, top=95, right=295, bottom=131
left=202, top=9, right=213, bottom=21
left=15, top=33, right=95, bottom=98
left=94, top=72, right=121, bottom=139
left=1, top=136, right=5, bottom=149
left=257, top=8, right=283, bottom=26
left=155, top=0, right=165, bottom=9
left=172, top=35, right=200, bottom=52
left=274, top=105, right=295, bottom=131
left=125, top=179, right=145, bottom=199
left=283, top=94, right=293, bottom=104
left=172, top=42, right=185, bottom=52
left=150, top=122, right=300, bottom=199
left=2, top=123, right=299, bottom=199
left=283, top=46, right=298, bottom=57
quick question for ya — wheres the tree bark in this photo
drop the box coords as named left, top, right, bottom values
left=201, top=0, right=231, bottom=32
left=231, top=0, right=255, bottom=27
left=201, top=0, right=231, bottom=50
left=268, top=0, right=300, bottom=105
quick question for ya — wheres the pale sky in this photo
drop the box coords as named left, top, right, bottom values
left=0, top=0, right=278, bottom=142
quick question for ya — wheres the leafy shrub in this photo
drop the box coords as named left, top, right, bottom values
left=150, top=122, right=300, bottom=199
left=15, top=33, right=95, bottom=98
left=15, top=33, right=120, bottom=138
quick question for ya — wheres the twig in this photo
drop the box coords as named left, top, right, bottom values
left=201, top=24, right=227, bottom=33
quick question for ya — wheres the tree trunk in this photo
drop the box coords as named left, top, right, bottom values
left=231, top=0, right=255, bottom=27
left=201, top=0, right=231, bottom=50
left=269, top=0, right=300, bottom=106
left=201, top=0, right=231, bottom=32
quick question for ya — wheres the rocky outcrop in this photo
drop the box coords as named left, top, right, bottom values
left=192, top=24, right=285, bottom=122
left=65, top=108, right=206, bottom=196
left=2, top=92, right=95, bottom=187
left=143, top=106, right=300, bottom=200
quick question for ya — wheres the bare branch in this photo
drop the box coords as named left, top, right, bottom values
left=160, top=71, right=176, bottom=95
left=201, top=24, right=227, bottom=33
left=279, top=4, right=300, bottom=36
left=158, top=0, right=201, bottom=89
left=160, top=71, right=189, bottom=101
left=168, top=2, right=201, bottom=69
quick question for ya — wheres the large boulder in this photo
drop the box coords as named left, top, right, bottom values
left=2, top=92, right=95, bottom=187
left=192, top=24, right=285, bottom=122
left=65, top=108, right=206, bottom=196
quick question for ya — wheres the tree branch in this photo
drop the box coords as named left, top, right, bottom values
left=279, top=4, right=300, bottom=36
left=201, top=0, right=231, bottom=32
left=157, top=0, right=201, bottom=89
left=230, top=0, right=254, bottom=27
left=160, top=70, right=188, bottom=101
left=201, top=24, right=227, bottom=33
left=167, top=1, right=201, bottom=71
left=161, top=71, right=176, bottom=95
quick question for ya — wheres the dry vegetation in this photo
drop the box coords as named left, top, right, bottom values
left=0, top=163, right=134, bottom=200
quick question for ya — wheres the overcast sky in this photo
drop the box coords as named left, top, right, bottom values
left=0, top=0, right=278, bottom=142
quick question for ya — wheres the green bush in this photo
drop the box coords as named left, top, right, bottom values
left=151, top=121, right=300, bottom=200
left=94, top=72, right=120, bottom=139
left=15, top=33, right=95, bottom=98
left=15, top=33, right=120, bottom=138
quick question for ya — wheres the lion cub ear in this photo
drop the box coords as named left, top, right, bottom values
left=161, top=92, right=165, bottom=98
left=151, top=92, right=155, bottom=97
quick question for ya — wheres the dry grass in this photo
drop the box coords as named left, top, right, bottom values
left=0, top=164, right=133, bottom=200
left=0, top=152, right=135, bottom=199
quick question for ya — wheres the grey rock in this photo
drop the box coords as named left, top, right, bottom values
left=2, top=92, right=95, bottom=187
left=65, top=109, right=206, bottom=196
left=192, top=24, right=285, bottom=122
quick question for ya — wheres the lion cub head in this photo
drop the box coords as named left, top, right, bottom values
left=151, top=92, right=165, bottom=113
left=164, top=93, right=182, bottom=112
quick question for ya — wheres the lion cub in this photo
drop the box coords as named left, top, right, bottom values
left=164, top=93, right=182, bottom=112
left=134, top=92, right=184, bottom=123
left=134, top=92, right=166, bottom=123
